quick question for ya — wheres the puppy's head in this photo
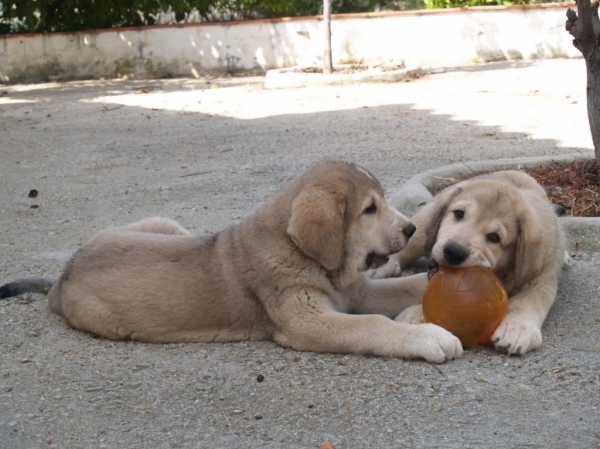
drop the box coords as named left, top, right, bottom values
left=426, top=179, right=543, bottom=283
left=287, top=160, right=415, bottom=284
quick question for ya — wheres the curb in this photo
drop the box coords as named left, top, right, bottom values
left=389, top=152, right=600, bottom=252
left=264, top=63, right=424, bottom=89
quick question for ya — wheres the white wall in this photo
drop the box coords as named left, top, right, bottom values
left=0, top=3, right=580, bottom=83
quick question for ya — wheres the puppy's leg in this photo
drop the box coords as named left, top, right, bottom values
left=395, top=305, right=426, bottom=325
left=387, top=271, right=429, bottom=325
left=126, top=217, right=192, bottom=236
left=350, top=273, right=427, bottom=318
left=270, top=291, right=462, bottom=363
left=492, top=274, right=558, bottom=355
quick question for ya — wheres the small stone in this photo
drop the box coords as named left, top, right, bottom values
left=256, top=374, right=264, bottom=383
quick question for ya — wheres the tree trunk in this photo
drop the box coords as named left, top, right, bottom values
left=567, top=0, right=600, bottom=164
left=323, top=0, right=333, bottom=74
left=586, top=62, right=600, bottom=165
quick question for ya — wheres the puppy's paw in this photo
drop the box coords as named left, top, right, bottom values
left=492, top=316, right=542, bottom=355
left=395, top=305, right=426, bottom=325
left=368, top=258, right=401, bottom=279
left=413, top=323, right=463, bottom=364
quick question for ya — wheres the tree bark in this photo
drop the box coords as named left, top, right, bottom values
left=567, top=0, right=600, bottom=164
left=323, top=0, right=333, bottom=74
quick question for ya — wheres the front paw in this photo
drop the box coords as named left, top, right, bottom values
left=412, top=323, right=463, bottom=363
left=492, top=315, right=542, bottom=355
left=368, top=258, right=401, bottom=279
left=395, top=305, right=425, bottom=324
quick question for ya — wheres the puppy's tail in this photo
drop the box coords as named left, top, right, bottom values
left=0, top=276, right=56, bottom=299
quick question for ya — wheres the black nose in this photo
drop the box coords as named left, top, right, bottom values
left=443, top=243, right=469, bottom=265
left=403, top=223, right=416, bottom=240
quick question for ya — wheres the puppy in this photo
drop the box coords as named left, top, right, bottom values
left=0, top=160, right=462, bottom=363
left=372, top=170, right=566, bottom=355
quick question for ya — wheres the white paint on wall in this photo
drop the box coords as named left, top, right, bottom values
left=0, top=4, right=580, bottom=83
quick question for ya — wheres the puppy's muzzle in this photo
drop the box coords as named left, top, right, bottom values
left=443, top=243, right=469, bottom=266
left=365, top=222, right=415, bottom=271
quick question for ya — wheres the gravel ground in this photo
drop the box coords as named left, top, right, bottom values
left=1, top=59, right=599, bottom=449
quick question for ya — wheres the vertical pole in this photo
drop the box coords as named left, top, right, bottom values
left=323, top=0, right=333, bottom=74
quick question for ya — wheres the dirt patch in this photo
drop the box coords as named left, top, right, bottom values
left=527, top=159, right=599, bottom=218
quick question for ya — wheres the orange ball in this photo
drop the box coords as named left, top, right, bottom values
left=423, top=266, right=508, bottom=348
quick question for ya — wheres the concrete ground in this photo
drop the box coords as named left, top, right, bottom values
left=0, top=58, right=599, bottom=449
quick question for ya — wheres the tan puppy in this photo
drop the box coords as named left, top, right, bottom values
left=0, top=160, right=463, bottom=363
left=372, top=170, right=565, bottom=355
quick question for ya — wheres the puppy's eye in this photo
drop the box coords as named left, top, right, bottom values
left=363, top=203, right=377, bottom=214
left=453, top=210, right=464, bottom=220
left=487, top=233, right=501, bottom=243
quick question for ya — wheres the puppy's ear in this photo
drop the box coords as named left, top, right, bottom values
left=287, top=187, right=346, bottom=271
left=398, top=185, right=462, bottom=269
left=515, top=204, right=544, bottom=286
left=422, top=186, right=462, bottom=252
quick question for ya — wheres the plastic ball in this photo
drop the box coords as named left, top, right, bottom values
left=423, top=266, right=508, bottom=348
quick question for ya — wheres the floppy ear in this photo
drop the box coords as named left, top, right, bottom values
left=287, top=187, right=346, bottom=271
left=398, top=185, right=462, bottom=269
left=421, top=186, right=463, bottom=253
left=515, top=204, right=544, bottom=286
